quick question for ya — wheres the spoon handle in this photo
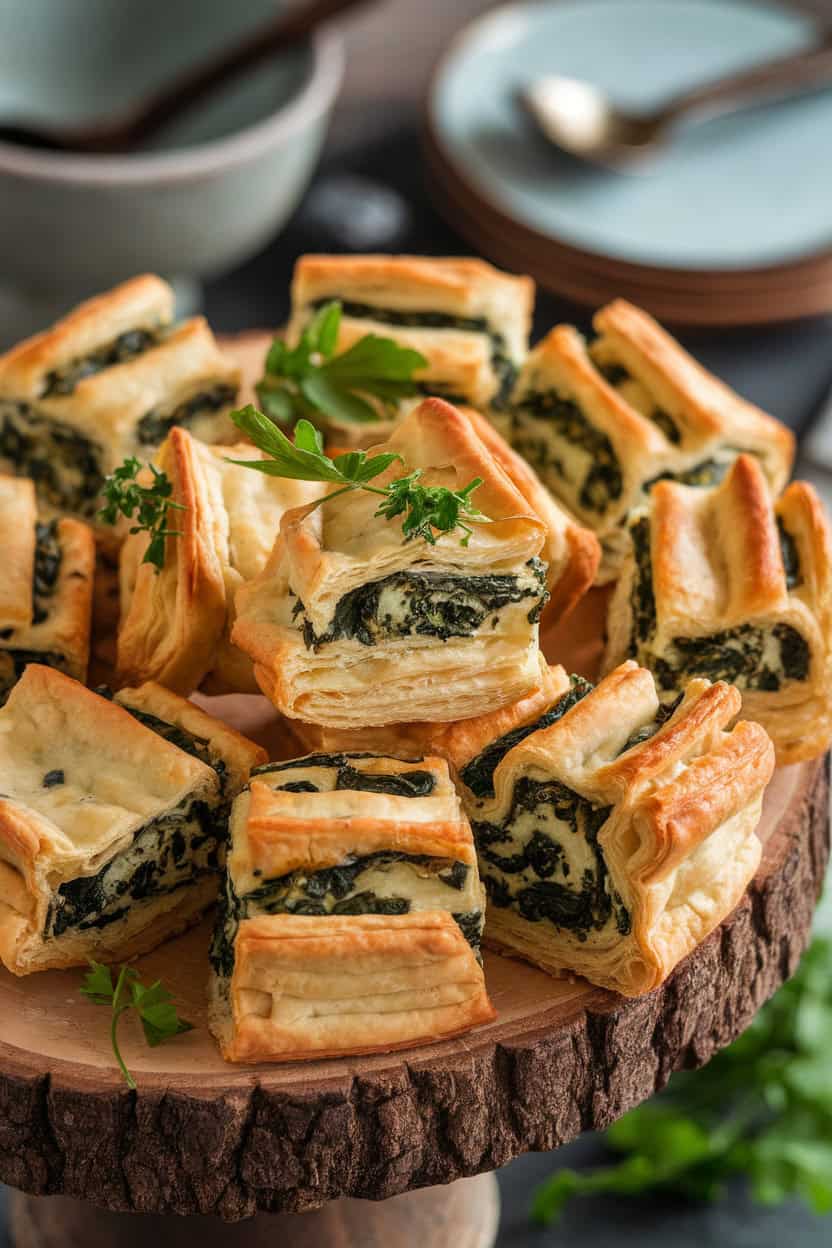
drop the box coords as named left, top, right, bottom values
left=660, top=28, right=832, bottom=125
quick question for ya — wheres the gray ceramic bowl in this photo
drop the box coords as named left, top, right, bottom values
left=0, top=0, right=342, bottom=321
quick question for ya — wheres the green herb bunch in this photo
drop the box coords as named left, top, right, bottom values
left=98, top=457, right=185, bottom=572
left=533, top=934, right=832, bottom=1223
left=256, top=300, right=427, bottom=428
left=80, top=961, right=193, bottom=1089
left=230, top=405, right=489, bottom=547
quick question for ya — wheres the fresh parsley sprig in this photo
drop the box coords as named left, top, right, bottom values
left=80, top=961, right=193, bottom=1090
left=256, top=300, right=427, bottom=427
left=229, top=405, right=489, bottom=547
left=98, top=457, right=186, bottom=572
left=532, top=934, right=832, bottom=1223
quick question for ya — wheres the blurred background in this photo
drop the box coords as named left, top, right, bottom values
left=1, top=0, right=831, bottom=1242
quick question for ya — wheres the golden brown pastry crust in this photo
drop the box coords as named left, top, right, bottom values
left=457, top=661, right=775, bottom=996
left=460, top=406, right=599, bottom=623
left=113, top=680, right=267, bottom=794
left=116, top=427, right=322, bottom=695
left=213, top=911, right=496, bottom=1063
left=0, top=665, right=224, bottom=974
left=0, top=479, right=94, bottom=695
left=604, top=455, right=832, bottom=764
left=232, top=399, right=547, bottom=728
left=591, top=300, right=794, bottom=491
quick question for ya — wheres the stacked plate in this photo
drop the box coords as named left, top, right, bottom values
left=425, top=0, right=832, bottom=327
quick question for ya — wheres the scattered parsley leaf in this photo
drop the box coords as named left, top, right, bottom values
left=229, top=406, right=489, bottom=547
left=80, top=960, right=193, bottom=1089
left=532, top=935, right=832, bottom=1224
left=255, top=301, right=427, bottom=428
left=97, top=457, right=186, bottom=571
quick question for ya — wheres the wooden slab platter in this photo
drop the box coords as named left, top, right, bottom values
left=1, top=341, right=829, bottom=1246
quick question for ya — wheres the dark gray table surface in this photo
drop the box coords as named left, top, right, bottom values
left=3, top=107, right=831, bottom=1246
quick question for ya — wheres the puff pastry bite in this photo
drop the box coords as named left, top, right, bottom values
left=445, top=661, right=774, bottom=997
left=0, top=477, right=94, bottom=705
left=208, top=751, right=494, bottom=1061
left=604, top=454, right=832, bottom=764
left=287, top=254, right=533, bottom=439
left=0, top=667, right=265, bottom=975
left=506, top=304, right=793, bottom=580
left=117, top=427, right=323, bottom=695
left=232, top=399, right=549, bottom=728
left=0, top=275, right=240, bottom=524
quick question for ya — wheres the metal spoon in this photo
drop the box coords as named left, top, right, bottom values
left=0, top=0, right=368, bottom=155
left=521, top=29, right=832, bottom=169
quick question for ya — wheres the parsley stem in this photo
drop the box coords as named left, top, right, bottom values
left=110, top=965, right=136, bottom=1090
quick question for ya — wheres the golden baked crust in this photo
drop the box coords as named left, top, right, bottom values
left=0, top=277, right=240, bottom=529
left=455, top=661, right=774, bottom=996
left=113, top=680, right=267, bottom=794
left=604, top=454, right=832, bottom=763
left=0, top=666, right=262, bottom=975
left=0, top=478, right=94, bottom=702
left=208, top=751, right=492, bottom=1062
left=505, top=305, right=794, bottom=581
left=287, top=254, right=534, bottom=438
left=460, top=406, right=599, bottom=623
left=232, top=399, right=548, bottom=728
left=212, top=912, right=496, bottom=1063
left=116, top=428, right=321, bottom=694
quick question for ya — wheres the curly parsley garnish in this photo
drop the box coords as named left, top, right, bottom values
left=256, top=300, right=427, bottom=427
left=80, top=961, right=193, bottom=1090
left=533, top=934, right=832, bottom=1223
left=229, top=405, right=489, bottom=547
left=98, top=457, right=186, bottom=571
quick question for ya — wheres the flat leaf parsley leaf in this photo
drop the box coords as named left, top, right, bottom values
left=229, top=406, right=489, bottom=547
left=97, top=457, right=186, bottom=571
left=80, top=960, right=193, bottom=1089
left=255, top=301, right=427, bottom=428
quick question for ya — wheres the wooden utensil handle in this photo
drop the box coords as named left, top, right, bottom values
left=662, top=29, right=832, bottom=123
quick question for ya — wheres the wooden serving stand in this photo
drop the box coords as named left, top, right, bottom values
left=1, top=591, right=828, bottom=1246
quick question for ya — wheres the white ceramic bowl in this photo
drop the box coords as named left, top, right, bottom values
left=0, top=13, right=342, bottom=302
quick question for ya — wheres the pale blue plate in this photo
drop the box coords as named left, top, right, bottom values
left=431, top=0, right=828, bottom=270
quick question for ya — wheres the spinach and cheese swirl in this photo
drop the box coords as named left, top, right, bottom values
left=504, top=302, right=794, bottom=582
left=0, top=275, right=240, bottom=531
left=0, top=668, right=265, bottom=975
left=287, top=254, right=533, bottom=443
left=439, top=661, right=774, bottom=998
left=0, top=477, right=94, bottom=705
left=208, top=752, right=494, bottom=1063
left=233, top=399, right=551, bottom=729
left=605, top=454, right=832, bottom=765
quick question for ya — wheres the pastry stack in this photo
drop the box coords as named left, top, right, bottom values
left=0, top=260, right=828, bottom=1069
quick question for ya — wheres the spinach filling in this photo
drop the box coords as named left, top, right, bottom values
left=653, top=624, right=810, bottom=694
left=473, top=777, right=630, bottom=941
left=294, top=559, right=548, bottom=651
left=253, top=753, right=436, bottom=797
left=44, top=795, right=222, bottom=941
left=778, top=518, right=801, bottom=590
left=461, top=675, right=594, bottom=799
left=32, top=520, right=62, bottom=624
left=308, top=297, right=518, bottom=407
left=209, top=851, right=482, bottom=977
left=596, top=361, right=681, bottom=444
left=643, top=456, right=734, bottom=493
left=627, top=519, right=810, bottom=693
left=40, top=327, right=166, bottom=398
left=0, top=400, right=105, bottom=516
left=617, top=692, right=683, bottom=756
left=136, top=382, right=238, bottom=446
left=509, top=389, right=623, bottom=514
